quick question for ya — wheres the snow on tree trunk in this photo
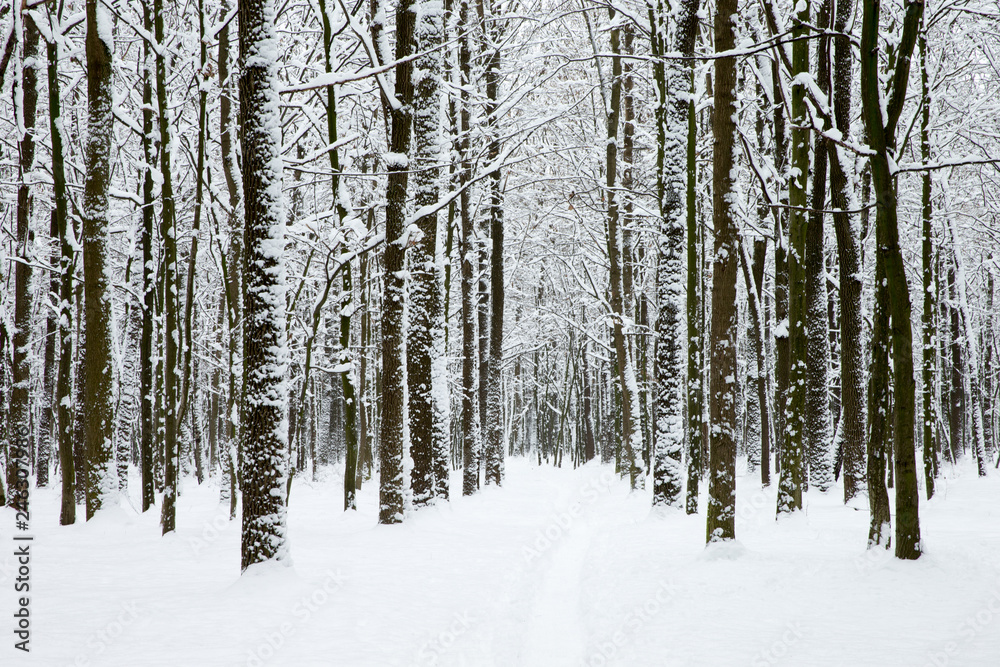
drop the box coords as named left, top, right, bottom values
left=82, top=0, right=118, bottom=517
left=378, top=0, right=416, bottom=524
left=649, top=0, right=697, bottom=509
left=706, top=0, right=739, bottom=542
left=805, top=0, right=834, bottom=493
left=409, top=0, right=448, bottom=504
left=238, top=0, right=291, bottom=568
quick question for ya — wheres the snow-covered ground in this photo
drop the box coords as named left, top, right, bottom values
left=2, top=457, right=999, bottom=666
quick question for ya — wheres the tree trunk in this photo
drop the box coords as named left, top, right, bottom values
left=239, top=0, right=291, bottom=568
left=8, top=5, right=40, bottom=508
left=155, top=0, right=179, bottom=535
left=82, top=0, right=117, bottom=517
left=482, top=0, right=505, bottom=487
left=459, top=0, right=480, bottom=495
left=378, top=0, right=416, bottom=523
left=859, top=0, right=923, bottom=559
left=827, top=0, right=865, bottom=503
left=706, top=0, right=739, bottom=542
left=805, top=0, right=834, bottom=492
left=605, top=9, right=643, bottom=491
left=777, top=0, right=810, bottom=515
left=650, top=0, right=697, bottom=508
left=919, top=21, right=936, bottom=498
left=409, top=0, right=448, bottom=503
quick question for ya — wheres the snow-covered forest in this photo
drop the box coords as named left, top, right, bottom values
left=2, top=0, right=1000, bottom=663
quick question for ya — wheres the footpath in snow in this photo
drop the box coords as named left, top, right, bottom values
left=1, top=457, right=999, bottom=666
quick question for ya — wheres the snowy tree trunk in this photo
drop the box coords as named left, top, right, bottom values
left=649, top=0, right=697, bottom=509
left=238, top=0, right=291, bottom=568
left=805, top=0, right=834, bottom=493
left=378, top=0, right=416, bottom=524
left=409, top=0, right=448, bottom=504
left=82, top=0, right=117, bottom=517
left=777, top=0, right=810, bottom=516
left=46, top=12, right=75, bottom=523
left=482, top=2, right=506, bottom=488
left=919, top=22, right=937, bottom=498
left=139, top=0, right=157, bottom=513
left=706, top=0, right=739, bottom=542
left=219, top=0, right=242, bottom=519
left=115, top=269, right=142, bottom=494
left=827, top=0, right=865, bottom=504
left=8, top=4, right=40, bottom=508
left=605, top=11, right=643, bottom=491
left=156, top=0, right=180, bottom=535
left=459, top=0, right=480, bottom=496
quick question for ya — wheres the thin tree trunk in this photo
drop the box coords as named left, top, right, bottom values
left=605, top=9, right=643, bottom=491
left=919, top=20, right=936, bottom=498
left=459, top=0, right=480, bottom=495
left=482, top=0, right=506, bottom=487
left=866, top=251, right=892, bottom=546
left=827, top=0, right=865, bottom=503
left=219, top=0, right=241, bottom=519
left=155, top=0, right=179, bottom=535
left=46, top=5, right=74, bottom=522
left=777, top=0, right=810, bottom=515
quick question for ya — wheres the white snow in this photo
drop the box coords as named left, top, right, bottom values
left=2, top=458, right=999, bottom=666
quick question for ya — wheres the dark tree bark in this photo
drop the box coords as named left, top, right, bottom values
left=155, top=0, right=179, bottom=535
left=9, top=8, right=40, bottom=505
left=919, top=20, right=937, bottom=498
left=605, top=9, right=643, bottom=491
left=139, top=0, right=157, bottom=513
left=378, top=0, right=416, bottom=523
left=482, top=0, right=506, bottom=487
left=45, top=6, right=75, bottom=523
left=867, top=252, right=892, bottom=547
left=82, top=0, right=117, bottom=517
left=860, top=0, right=923, bottom=559
left=239, top=0, right=291, bottom=568
left=777, top=0, right=810, bottom=516
left=707, top=0, right=739, bottom=542
left=459, top=0, right=480, bottom=495
left=219, top=0, right=241, bottom=519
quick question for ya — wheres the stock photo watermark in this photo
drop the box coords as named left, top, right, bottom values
left=9, top=424, right=32, bottom=653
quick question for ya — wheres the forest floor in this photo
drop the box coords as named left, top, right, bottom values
left=1, top=455, right=999, bottom=667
